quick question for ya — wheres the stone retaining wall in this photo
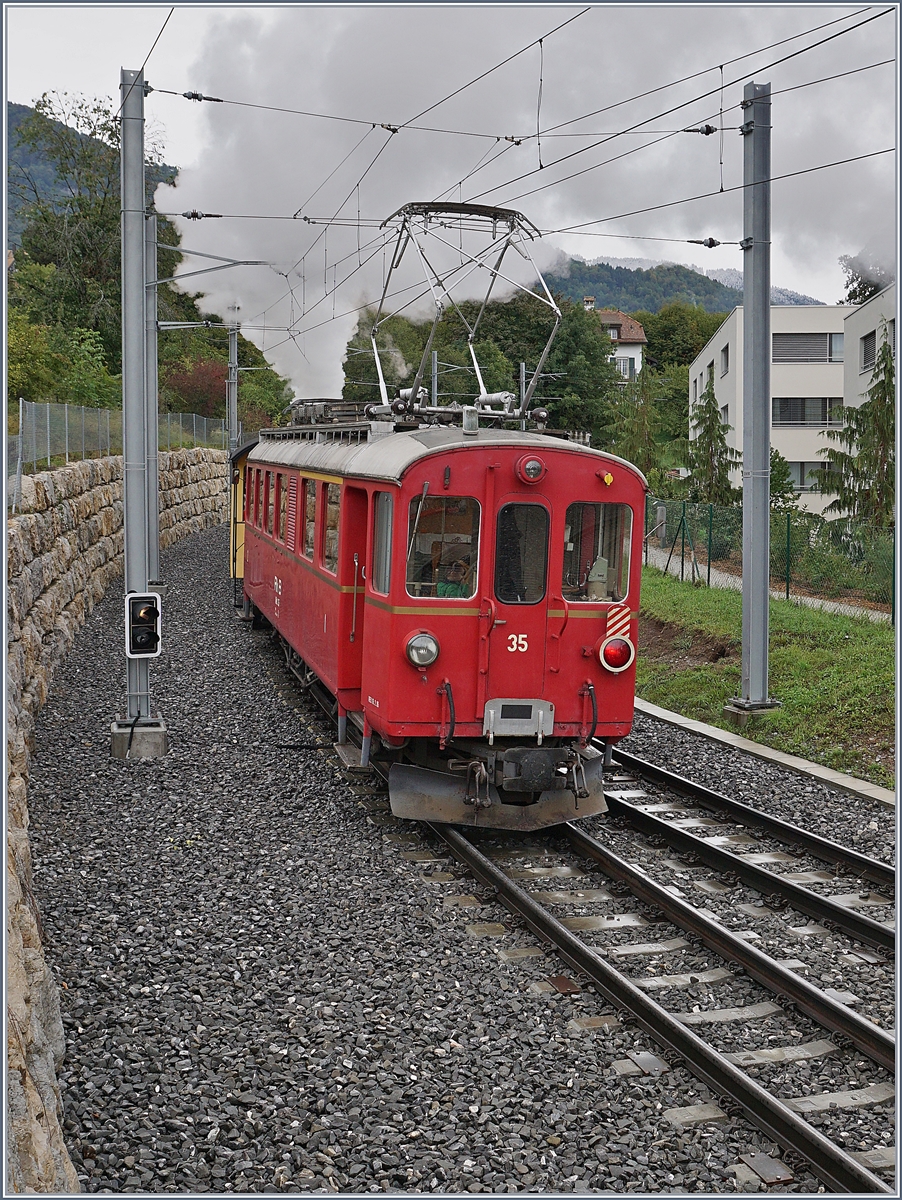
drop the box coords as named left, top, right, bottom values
left=6, top=449, right=229, bottom=1192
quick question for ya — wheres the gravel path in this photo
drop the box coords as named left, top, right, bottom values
left=26, top=525, right=875, bottom=1193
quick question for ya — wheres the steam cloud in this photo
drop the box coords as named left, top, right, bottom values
left=156, top=5, right=896, bottom=395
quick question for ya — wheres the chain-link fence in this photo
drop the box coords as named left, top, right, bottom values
left=7, top=400, right=232, bottom=509
left=644, top=496, right=894, bottom=621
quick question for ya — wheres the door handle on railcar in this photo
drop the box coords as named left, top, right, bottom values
left=350, top=552, right=360, bottom=642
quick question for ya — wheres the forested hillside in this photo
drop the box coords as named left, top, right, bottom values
left=7, top=97, right=290, bottom=428
left=544, top=258, right=743, bottom=314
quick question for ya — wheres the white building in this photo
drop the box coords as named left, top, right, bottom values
left=688, top=305, right=855, bottom=514
left=594, top=308, right=647, bottom=381
left=843, top=283, right=896, bottom=409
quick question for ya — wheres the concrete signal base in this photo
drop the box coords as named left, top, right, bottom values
left=110, top=718, right=169, bottom=759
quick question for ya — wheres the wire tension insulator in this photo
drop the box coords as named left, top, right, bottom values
left=688, top=238, right=721, bottom=248
left=180, top=211, right=222, bottom=220
left=182, top=91, right=223, bottom=103
left=684, top=125, right=718, bottom=135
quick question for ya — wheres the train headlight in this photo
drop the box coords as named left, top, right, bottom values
left=599, top=635, right=635, bottom=673
left=406, top=632, right=440, bottom=666
left=516, top=454, right=547, bottom=484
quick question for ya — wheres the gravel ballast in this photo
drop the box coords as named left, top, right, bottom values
left=26, top=525, right=877, bottom=1193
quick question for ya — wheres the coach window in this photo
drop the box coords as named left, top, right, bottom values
left=278, top=474, right=288, bottom=542
left=243, top=470, right=252, bottom=523
left=322, top=483, right=340, bottom=573
left=252, top=470, right=262, bottom=526
left=302, top=479, right=315, bottom=558
left=266, top=472, right=276, bottom=535
left=406, top=495, right=480, bottom=598
left=562, top=503, right=632, bottom=603
left=495, top=504, right=549, bottom=604
left=372, top=492, right=393, bottom=594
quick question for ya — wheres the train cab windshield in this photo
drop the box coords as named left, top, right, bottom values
left=562, top=501, right=632, bottom=602
left=406, top=495, right=480, bottom=598
left=495, top=504, right=549, bottom=604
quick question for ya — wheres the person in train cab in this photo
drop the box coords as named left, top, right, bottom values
left=437, top=559, right=469, bottom=597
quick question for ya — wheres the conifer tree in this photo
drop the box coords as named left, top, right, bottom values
left=607, top=370, right=660, bottom=475
left=815, top=321, right=895, bottom=528
left=688, top=377, right=740, bottom=504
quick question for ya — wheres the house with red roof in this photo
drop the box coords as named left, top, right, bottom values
left=585, top=303, right=648, bottom=380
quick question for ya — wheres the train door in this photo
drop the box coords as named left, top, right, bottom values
left=482, top=496, right=552, bottom=734
left=337, top=485, right=368, bottom=705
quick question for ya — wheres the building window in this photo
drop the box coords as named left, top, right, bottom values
left=706, top=361, right=714, bottom=386
left=772, top=333, right=843, bottom=364
left=613, top=356, right=635, bottom=379
left=788, top=461, right=827, bottom=492
left=691, top=378, right=697, bottom=404
left=861, top=330, right=877, bottom=371
left=720, top=404, right=729, bottom=424
left=771, top=398, right=843, bottom=426
left=888, top=320, right=895, bottom=355
left=609, top=327, right=618, bottom=339
left=720, top=344, right=729, bottom=376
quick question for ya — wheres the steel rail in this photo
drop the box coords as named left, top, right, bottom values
left=564, top=823, right=895, bottom=1072
left=430, top=823, right=892, bottom=1195
left=610, top=748, right=894, bottom=892
left=603, top=793, right=894, bottom=954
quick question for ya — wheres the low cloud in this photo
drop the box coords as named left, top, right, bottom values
left=157, top=5, right=896, bottom=392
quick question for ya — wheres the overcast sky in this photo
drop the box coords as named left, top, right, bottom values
left=6, top=3, right=898, bottom=395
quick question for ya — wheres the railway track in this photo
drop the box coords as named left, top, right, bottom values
left=274, top=635, right=896, bottom=1193
left=431, top=820, right=897, bottom=1195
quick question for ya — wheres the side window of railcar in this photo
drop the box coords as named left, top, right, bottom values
left=322, top=483, right=340, bottom=574
left=495, top=504, right=549, bottom=604
left=244, top=469, right=253, bottom=523
left=266, top=471, right=276, bottom=535
left=301, top=479, right=315, bottom=558
left=372, top=492, right=393, bottom=595
left=406, top=496, right=480, bottom=599
left=253, top=469, right=262, bottom=527
left=562, top=502, right=632, bottom=602
left=278, top=474, right=287, bottom=542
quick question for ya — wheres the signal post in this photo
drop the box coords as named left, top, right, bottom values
left=110, top=67, right=168, bottom=759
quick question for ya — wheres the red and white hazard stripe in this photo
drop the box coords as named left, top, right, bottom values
left=606, top=604, right=631, bottom=639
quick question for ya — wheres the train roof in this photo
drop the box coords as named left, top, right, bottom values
left=247, top=425, right=648, bottom=487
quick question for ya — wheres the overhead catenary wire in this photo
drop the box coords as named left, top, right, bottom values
left=156, top=7, right=891, bottom=370
left=533, top=5, right=877, bottom=138
left=426, top=44, right=892, bottom=200
left=176, top=8, right=594, bottom=332
left=116, top=7, right=175, bottom=117
left=465, top=6, right=893, bottom=204
left=151, top=9, right=589, bottom=147
left=546, top=148, right=896, bottom=235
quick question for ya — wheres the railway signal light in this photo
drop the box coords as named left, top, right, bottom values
left=126, top=592, right=162, bottom=658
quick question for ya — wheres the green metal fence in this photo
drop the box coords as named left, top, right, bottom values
left=644, top=496, right=894, bottom=619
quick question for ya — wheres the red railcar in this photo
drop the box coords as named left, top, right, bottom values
left=241, top=421, right=647, bottom=830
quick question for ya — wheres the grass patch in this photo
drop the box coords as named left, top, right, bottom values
left=637, top=567, right=895, bottom=789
